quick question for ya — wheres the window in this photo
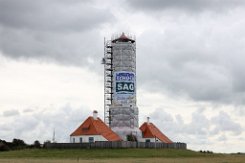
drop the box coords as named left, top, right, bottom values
left=145, top=139, right=150, bottom=143
left=89, top=137, right=94, bottom=143
left=73, top=138, right=75, bottom=143
left=80, top=137, right=83, bottom=143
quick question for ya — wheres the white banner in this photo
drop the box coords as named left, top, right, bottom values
left=114, top=71, right=135, bottom=104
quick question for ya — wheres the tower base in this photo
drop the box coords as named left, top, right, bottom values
left=111, top=127, right=142, bottom=141
left=109, top=106, right=140, bottom=140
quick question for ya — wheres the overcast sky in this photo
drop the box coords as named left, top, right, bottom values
left=0, top=0, right=245, bottom=153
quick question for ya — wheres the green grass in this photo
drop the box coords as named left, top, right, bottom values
left=0, top=149, right=244, bottom=163
left=0, top=148, right=220, bottom=159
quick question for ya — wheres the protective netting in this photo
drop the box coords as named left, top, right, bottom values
left=109, top=41, right=141, bottom=140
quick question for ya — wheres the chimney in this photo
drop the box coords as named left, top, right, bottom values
left=93, top=110, right=98, bottom=120
left=147, top=117, right=150, bottom=124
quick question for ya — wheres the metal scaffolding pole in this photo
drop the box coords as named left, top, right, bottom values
left=102, top=38, right=113, bottom=126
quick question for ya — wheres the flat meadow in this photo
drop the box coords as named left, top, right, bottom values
left=0, top=149, right=244, bottom=163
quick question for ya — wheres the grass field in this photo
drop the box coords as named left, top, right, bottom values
left=0, top=149, right=244, bottom=163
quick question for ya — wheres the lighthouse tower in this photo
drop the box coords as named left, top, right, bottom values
left=103, top=33, right=140, bottom=140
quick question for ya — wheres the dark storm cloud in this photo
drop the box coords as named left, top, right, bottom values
left=127, top=0, right=245, bottom=12
left=0, top=0, right=113, bottom=67
left=1, top=0, right=245, bottom=106
left=125, top=0, right=245, bottom=106
left=136, top=11, right=245, bottom=105
left=0, top=0, right=104, bottom=31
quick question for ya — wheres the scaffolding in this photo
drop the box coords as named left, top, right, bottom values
left=102, top=38, right=113, bottom=126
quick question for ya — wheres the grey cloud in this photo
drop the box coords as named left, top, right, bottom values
left=150, top=109, right=176, bottom=140
left=150, top=108, right=242, bottom=145
left=217, top=134, right=227, bottom=141
left=0, top=0, right=114, bottom=68
left=149, top=109, right=203, bottom=145
left=0, top=0, right=107, bottom=32
left=0, top=104, right=91, bottom=143
left=235, top=107, right=245, bottom=116
left=150, top=109, right=174, bottom=123
left=3, top=109, right=20, bottom=117
left=184, top=108, right=210, bottom=135
left=150, top=108, right=209, bottom=142
left=137, top=13, right=245, bottom=105
left=0, top=29, right=103, bottom=67
left=1, top=0, right=245, bottom=107
left=13, top=116, right=39, bottom=135
left=23, top=108, right=34, bottom=113
left=127, top=0, right=245, bottom=12
left=0, top=124, right=11, bottom=132
left=211, top=111, right=242, bottom=135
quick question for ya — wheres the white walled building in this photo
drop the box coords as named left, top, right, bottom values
left=70, top=111, right=121, bottom=143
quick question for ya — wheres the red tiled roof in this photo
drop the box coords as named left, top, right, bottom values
left=70, top=117, right=122, bottom=141
left=140, top=122, right=173, bottom=143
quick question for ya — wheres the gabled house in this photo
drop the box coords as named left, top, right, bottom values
left=70, top=110, right=122, bottom=143
left=139, top=117, right=173, bottom=143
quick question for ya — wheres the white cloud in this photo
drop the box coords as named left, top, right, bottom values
left=1, top=104, right=92, bottom=143
left=211, top=111, right=242, bottom=135
left=148, top=107, right=244, bottom=153
left=0, top=56, right=103, bottom=110
left=0, top=57, right=103, bottom=143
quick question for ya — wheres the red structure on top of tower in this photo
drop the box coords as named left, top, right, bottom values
left=112, top=32, right=135, bottom=43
